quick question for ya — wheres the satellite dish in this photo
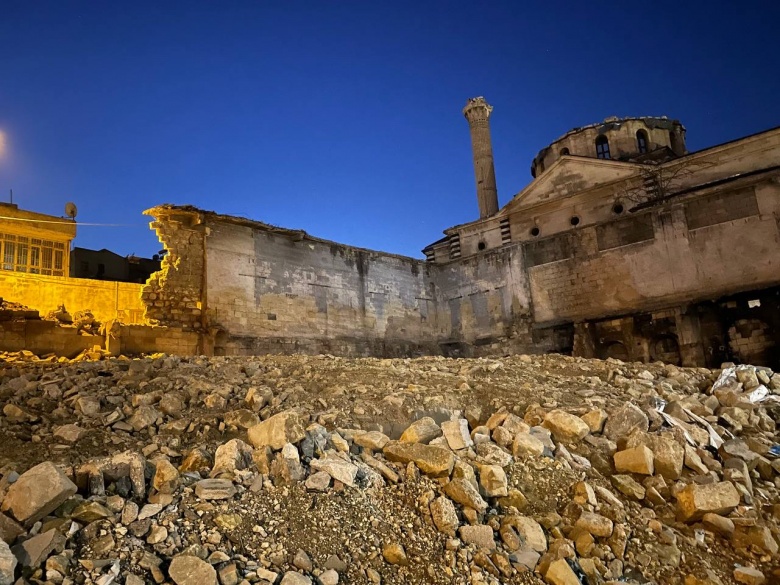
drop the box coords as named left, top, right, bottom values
left=65, top=202, right=78, bottom=219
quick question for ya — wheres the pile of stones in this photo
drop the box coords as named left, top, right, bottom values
left=0, top=353, right=778, bottom=584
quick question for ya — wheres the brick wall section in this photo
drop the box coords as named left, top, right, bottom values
left=142, top=209, right=205, bottom=330
left=596, top=213, right=654, bottom=251
left=684, top=188, right=759, bottom=230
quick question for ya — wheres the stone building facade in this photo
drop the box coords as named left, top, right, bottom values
left=143, top=99, right=780, bottom=368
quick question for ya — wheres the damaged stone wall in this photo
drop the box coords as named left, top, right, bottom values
left=204, top=217, right=442, bottom=356
left=528, top=179, right=780, bottom=325
left=142, top=206, right=555, bottom=358
left=141, top=208, right=206, bottom=331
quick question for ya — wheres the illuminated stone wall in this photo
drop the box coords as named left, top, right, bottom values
left=0, top=271, right=146, bottom=324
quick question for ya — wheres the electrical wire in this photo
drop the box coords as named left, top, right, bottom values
left=0, top=215, right=135, bottom=227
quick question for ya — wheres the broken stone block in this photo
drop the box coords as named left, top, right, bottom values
left=399, top=417, right=442, bottom=444
left=211, top=438, right=253, bottom=477
left=732, top=525, right=778, bottom=555
left=478, top=465, right=508, bottom=498
left=676, top=481, right=740, bottom=522
left=603, top=403, right=649, bottom=442
left=733, top=566, right=765, bottom=585
left=152, top=458, right=180, bottom=493
left=441, top=419, right=473, bottom=451
left=71, top=501, right=113, bottom=523
left=545, top=558, right=580, bottom=585
left=168, top=554, right=217, bottom=585
left=53, top=424, right=86, bottom=443
left=575, top=512, right=614, bottom=538
left=223, top=409, right=260, bottom=430
left=503, top=516, right=547, bottom=553
left=280, top=572, right=312, bottom=585
left=382, top=542, right=408, bottom=565
left=459, top=525, right=495, bottom=550
left=701, top=513, right=735, bottom=537
left=512, top=432, right=545, bottom=458
left=270, top=443, right=305, bottom=485
left=430, top=496, right=459, bottom=536
left=0, top=514, right=24, bottom=545
left=11, top=529, right=65, bottom=568
left=613, top=445, right=654, bottom=475
left=0, top=540, right=16, bottom=585
left=193, top=479, right=236, bottom=500
left=611, top=474, right=645, bottom=500
left=247, top=410, right=307, bottom=451
left=442, top=478, right=488, bottom=513
left=1, top=461, right=77, bottom=525
left=383, top=442, right=455, bottom=477
left=541, top=410, right=589, bottom=443
left=353, top=431, right=390, bottom=451
left=310, top=454, right=358, bottom=487
left=581, top=409, right=608, bottom=433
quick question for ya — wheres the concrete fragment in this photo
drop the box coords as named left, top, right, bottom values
left=1, top=461, right=77, bottom=525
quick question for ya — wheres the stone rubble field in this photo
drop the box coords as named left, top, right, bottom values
left=0, top=352, right=779, bottom=585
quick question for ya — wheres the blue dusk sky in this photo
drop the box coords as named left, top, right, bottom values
left=0, top=1, right=778, bottom=259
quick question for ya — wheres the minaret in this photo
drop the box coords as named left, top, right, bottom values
left=463, top=97, right=499, bottom=218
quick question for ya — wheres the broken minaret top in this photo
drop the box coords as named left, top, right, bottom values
left=463, top=97, right=499, bottom=219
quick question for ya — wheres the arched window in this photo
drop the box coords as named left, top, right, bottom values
left=636, top=129, right=648, bottom=154
left=595, top=135, right=610, bottom=159
left=560, top=147, right=570, bottom=156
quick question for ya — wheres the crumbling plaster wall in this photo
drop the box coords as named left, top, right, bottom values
left=204, top=219, right=443, bottom=356
left=434, top=244, right=548, bottom=355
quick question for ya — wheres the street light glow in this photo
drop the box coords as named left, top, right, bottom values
left=0, top=130, right=7, bottom=158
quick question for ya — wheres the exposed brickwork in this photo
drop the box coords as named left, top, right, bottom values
left=729, top=318, right=774, bottom=365
left=141, top=209, right=205, bottom=330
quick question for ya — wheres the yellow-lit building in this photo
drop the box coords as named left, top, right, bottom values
left=0, top=202, right=76, bottom=277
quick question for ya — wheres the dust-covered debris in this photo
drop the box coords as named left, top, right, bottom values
left=0, top=352, right=779, bottom=584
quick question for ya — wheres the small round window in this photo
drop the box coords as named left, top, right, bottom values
left=612, top=203, right=624, bottom=214
left=477, top=241, right=486, bottom=251
left=570, top=216, right=580, bottom=226
left=530, top=227, right=540, bottom=237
